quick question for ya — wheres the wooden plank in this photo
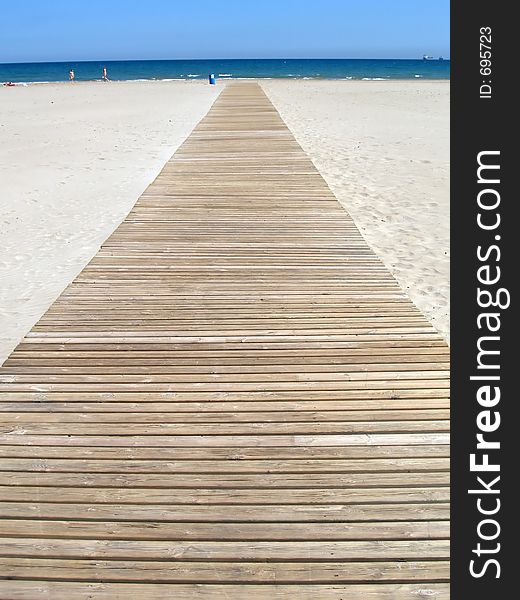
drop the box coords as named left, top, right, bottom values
left=0, top=582, right=451, bottom=600
left=0, top=502, right=449, bottom=521
left=0, top=519, right=449, bottom=541
left=0, top=82, right=450, bottom=595
left=0, top=557, right=450, bottom=583
left=0, top=444, right=450, bottom=458
left=0, top=486, right=450, bottom=504
left=0, top=457, right=449, bottom=474
left=0, top=471, right=450, bottom=487
left=0, top=408, right=450, bottom=422
left=0, top=420, right=450, bottom=434
left=0, top=538, right=450, bottom=560
left=0, top=433, right=450, bottom=447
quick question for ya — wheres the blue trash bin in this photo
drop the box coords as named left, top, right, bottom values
left=209, top=73, right=216, bottom=85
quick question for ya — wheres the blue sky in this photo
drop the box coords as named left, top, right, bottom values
left=0, top=0, right=449, bottom=63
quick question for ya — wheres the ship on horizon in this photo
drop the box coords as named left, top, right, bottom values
left=423, top=55, right=445, bottom=61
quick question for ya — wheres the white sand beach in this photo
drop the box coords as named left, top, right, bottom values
left=0, top=79, right=449, bottom=364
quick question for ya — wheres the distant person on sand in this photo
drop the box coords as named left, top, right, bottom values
left=102, top=66, right=109, bottom=82
left=69, top=69, right=75, bottom=82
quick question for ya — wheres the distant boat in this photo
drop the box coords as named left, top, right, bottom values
left=422, top=55, right=434, bottom=61
left=438, top=56, right=444, bottom=61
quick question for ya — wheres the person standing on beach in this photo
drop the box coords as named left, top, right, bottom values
left=69, top=69, right=75, bottom=82
left=102, top=66, right=108, bottom=82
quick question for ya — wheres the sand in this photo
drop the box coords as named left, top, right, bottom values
left=0, top=81, right=221, bottom=363
left=0, top=79, right=449, bottom=365
left=262, top=80, right=450, bottom=341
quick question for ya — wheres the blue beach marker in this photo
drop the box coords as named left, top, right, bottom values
left=209, top=73, right=216, bottom=85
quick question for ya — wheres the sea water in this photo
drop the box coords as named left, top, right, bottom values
left=0, top=58, right=449, bottom=84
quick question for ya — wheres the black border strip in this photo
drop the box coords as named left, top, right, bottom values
left=451, top=1, right=513, bottom=595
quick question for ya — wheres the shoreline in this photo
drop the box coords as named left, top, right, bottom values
left=3, top=77, right=451, bottom=86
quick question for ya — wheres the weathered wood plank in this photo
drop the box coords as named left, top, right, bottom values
left=0, top=485, right=450, bottom=504
left=0, top=519, right=449, bottom=541
left=0, top=557, right=450, bottom=583
left=0, top=538, right=450, bottom=560
left=0, top=582, right=451, bottom=600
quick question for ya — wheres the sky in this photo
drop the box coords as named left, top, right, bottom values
left=0, top=0, right=450, bottom=63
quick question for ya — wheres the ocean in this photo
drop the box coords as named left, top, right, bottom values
left=1, top=58, right=449, bottom=84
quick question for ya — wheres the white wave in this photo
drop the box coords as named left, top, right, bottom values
left=5, top=81, right=50, bottom=86
left=125, top=78, right=186, bottom=82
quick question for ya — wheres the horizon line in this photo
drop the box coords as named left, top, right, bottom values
left=1, top=56, right=451, bottom=66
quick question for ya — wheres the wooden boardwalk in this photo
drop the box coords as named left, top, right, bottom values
left=0, top=83, right=449, bottom=599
